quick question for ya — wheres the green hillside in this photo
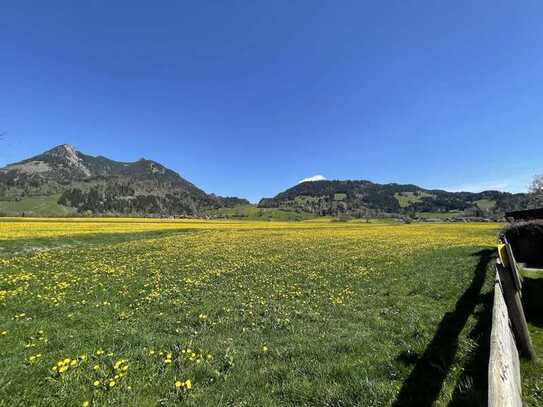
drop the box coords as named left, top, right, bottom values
left=395, top=191, right=434, bottom=208
left=259, top=180, right=529, bottom=218
left=0, top=195, right=76, bottom=216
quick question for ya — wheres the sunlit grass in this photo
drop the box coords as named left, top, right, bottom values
left=0, top=218, right=502, bottom=405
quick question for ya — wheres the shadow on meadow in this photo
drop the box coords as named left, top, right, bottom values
left=0, top=228, right=200, bottom=256
left=393, top=248, right=494, bottom=407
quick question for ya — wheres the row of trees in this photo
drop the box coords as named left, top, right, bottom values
left=57, top=184, right=250, bottom=216
left=58, top=185, right=199, bottom=215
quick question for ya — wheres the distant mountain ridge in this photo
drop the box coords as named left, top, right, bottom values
left=0, top=145, right=248, bottom=216
left=0, top=145, right=535, bottom=218
left=258, top=179, right=530, bottom=218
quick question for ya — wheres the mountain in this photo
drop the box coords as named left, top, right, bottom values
left=258, top=180, right=531, bottom=218
left=0, top=145, right=534, bottom=218
left=0, top=145, right=248, bottom=216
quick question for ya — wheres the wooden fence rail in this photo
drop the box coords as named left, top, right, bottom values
left=488, top=270, right=523, bottom=407
left=489, top=239, right=537, bottom=406
left=497, top=242, right=535, bottom=359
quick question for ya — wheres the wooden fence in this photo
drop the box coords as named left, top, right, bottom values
left=488, top=270, right=522, bottom=407
left=489, top=239, right=536, bottom=406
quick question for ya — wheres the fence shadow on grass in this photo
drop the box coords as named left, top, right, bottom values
left=392, top=248, right=494, bottom=407
left=0, top=228, right=200, bottom=256
left=448, top=289, right=493, bottom=406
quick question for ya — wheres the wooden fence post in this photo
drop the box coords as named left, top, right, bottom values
left=496, top=259, right=536, bottom=359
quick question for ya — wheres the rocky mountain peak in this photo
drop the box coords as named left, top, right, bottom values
left=46, top=144, right=77, bottom=156
left=43, top=144, right=91, bottom=177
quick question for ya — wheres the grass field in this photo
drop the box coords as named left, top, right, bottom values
left=394, top=192, right=434, bottom=208
left=205, top=205, right=315, bottom=221
left=0, top=195, right=76, bottom=217
left=0, top=218, right=540, bottom=406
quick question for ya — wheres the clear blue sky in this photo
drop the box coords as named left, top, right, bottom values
left=1, top=1, right=542, bottom=202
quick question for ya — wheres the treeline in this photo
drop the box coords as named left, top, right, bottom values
left=58, top=185, right=199, bottom=215
left=58, top=184, right=249, bottom=216
left=409, top=191, right=530, bottom=213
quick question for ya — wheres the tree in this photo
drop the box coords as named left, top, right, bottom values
left=528, top=173, right=543, bottom=208
left=530, top=174, right=543, bottom=194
